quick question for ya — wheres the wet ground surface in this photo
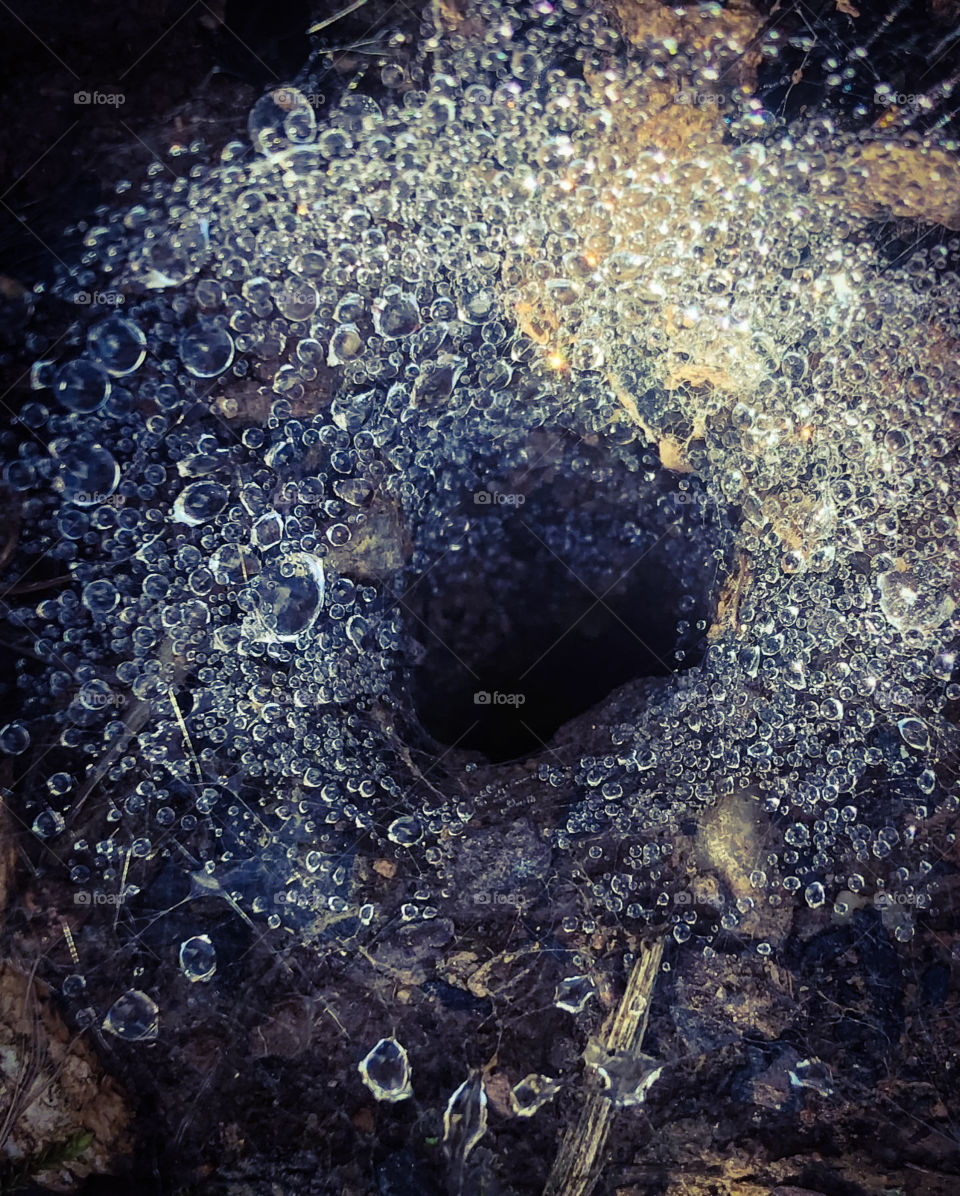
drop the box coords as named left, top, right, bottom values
left=1, top=3, right=960, bottom=1195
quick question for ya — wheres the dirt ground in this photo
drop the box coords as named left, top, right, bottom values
left=1, top=2, right=960, bottom=1195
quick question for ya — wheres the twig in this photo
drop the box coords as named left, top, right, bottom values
left=0, top=575, right=71, bottom=596
left=543, top=938, right=664, bottom=1196
left=308, top=0, right=368, bottom=36
left=71, top=637, right=188, bottom=817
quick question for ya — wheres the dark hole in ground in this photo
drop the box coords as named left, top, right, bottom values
left=406, top=449, right=730, bottom=762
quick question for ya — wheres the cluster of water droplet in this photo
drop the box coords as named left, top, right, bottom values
left=3, top=0, right=959, bottom=1003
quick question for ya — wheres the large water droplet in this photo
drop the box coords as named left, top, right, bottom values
left=443, top=1074, right=488, bottom=1163
left=54, top=359, right=110, bottom=413
left=32, top=808, right=65, bottom=839
left=0, top=722, right=31, bottom=755
left=82, top=579, right=119, bottom=618
left=172, top=481, right=229, bottom=526
left=248, top=86, right=317, bottom=155
left=879, top=569, right=954, bottom=633
left=179, top=935, right=217, bottom=983
left=87, top=315, right=147, bottom=376
left=55, top=442, right=120, bottom=506
left=898, top=717, right=930, bottom=751
left=554, top=974, right=597, bottom=1013
left=387, top=816, right=422, bottom=846
left=374, top=289, right=420, bottom=339
left=510, top=1073, right=561, bottom=1117
left=358, top=1037, right=412, bottom=1102
left=102, top=989, right=159, bottom=1041
left=251, top=553, right=325, bottom=641
left=179, top=324, right=235, bottom=378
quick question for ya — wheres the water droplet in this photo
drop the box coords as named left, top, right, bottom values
left=510, top=1073, right=561, bottom=1117
left=87, top=315, right=147, bottom=376
left=0, top=722, right=30, bottom=755
left=210, top=544, right=261, bottom=584
left=358, top=1037, right=412, bottom=1102
left=789, top=1058, right=834, bottom=1096
left=82, top=579, right=119, bottom=618
left=898, top=717, right=929, bottom=751
left=879, top=569, right=954, bottom=633
left=172, top=481, right=229, bottom=526
left=179, top=324, right=235, bottom=378
left=102, top=989, right=159, bottom=1041
left=583, top=1039, right=662, bottom=1107
left=387, top=816, right=422, bottom=846
left=179, top=935, right=217, bottom=983
left=251, top=553, right=325, bottom=641
left=32, top=809, right=65, bottom=839
left=374, top=289, right=420, bottom=339
left=248, top=86, right=317, bottom=155
left=555, top=974, right=597, bottom=1013
left=54, top=359, right=110, bottom=413
left=54, top=442, right=119, bottom=506
left=327, top=324, right=364, bottom=365
left=443, top=1074, right=488, bottom=1163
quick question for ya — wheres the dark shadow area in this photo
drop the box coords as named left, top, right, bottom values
left=406, top=457, right=727, bottom=762
left=752, top=0, right=960, bottom=139
left=409, top=541, right=690, bottom=761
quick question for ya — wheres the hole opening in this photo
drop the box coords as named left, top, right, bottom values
left=405, top=439, right=736, bottom=762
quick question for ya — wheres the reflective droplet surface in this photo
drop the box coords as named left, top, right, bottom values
left=248, top=86, right=317, bottom=155
left=172, top=481, right=229, bottom=526
left=0, top=722, right=30, bottom=755
left=102, top=989, right=159, bottom=1041
left=898, top=718, right=930, bottom=751
left=510, top=1073, right=561, bottom=1117
left=374, top=290, right=420, bottom=339
left=554, top=974, right=597, bottom=1013
left=251, top=553, right=325, bottom=641
left=879, top=569, right=954, bottom=633
left=179, top=324, right=235, bottom=378
left=32, top=808, right=65, bottom=839
left=55, top=442, right=119, bottom=506
left=358, top=1037, right=412, bottom=1102
left=87, top=315, right=147, bottom=376
left=54, top=360, right=110, bottom=413
left=387, top=816, right=422, bottom=846
left=443, top=1074, right=488, bottom=1164
left=584, top=1040, right=662, bottom=1107
left=179, top=935, right=217, bottom=983
left=82, top=579, right=119, bottom=618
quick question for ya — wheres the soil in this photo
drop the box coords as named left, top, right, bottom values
left=1, top=3, right=959, bottom=1195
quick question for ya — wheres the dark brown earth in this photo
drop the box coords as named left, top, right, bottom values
left=1, top=3, right=960, bottom=1195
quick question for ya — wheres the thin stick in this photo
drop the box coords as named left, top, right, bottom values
left=308, top=0, right=368, bottom=36
left=543, top=937, right=664, bottom=1196
left=167, top=684, right=203, bottom=782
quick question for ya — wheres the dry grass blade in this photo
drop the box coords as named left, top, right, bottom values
left=543, top=938, right=664, bottom=1196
